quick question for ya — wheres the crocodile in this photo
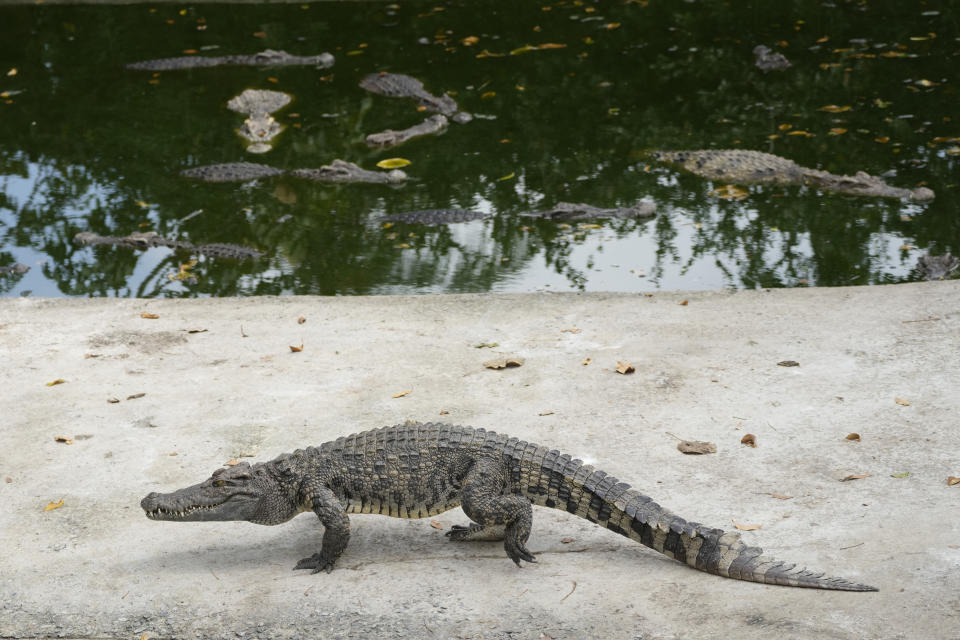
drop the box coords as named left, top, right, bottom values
left=180, top=160, right=407, bottom=184
left=916, top=253, right=959, bottom=280
left=753, top=45, right=791, bottom=72
left=653, top=149, right=935, bottom=202
left=366, top=114, right=449, bottom=148
left=0, top=262, right=29, bottom=275
left=379, top=202, right=656, bottom=226
left=226, top=89, right=293, bottom=153
left=126, top=49, right=334, bottom=71
left=74, top=231, right=263, bottom=260
left=360, top=72, right=473, bottom=123
left=141, top=422, right=877, bottom=591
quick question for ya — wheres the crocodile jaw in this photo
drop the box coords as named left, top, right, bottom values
left=141, top=485, right=260, bottom=522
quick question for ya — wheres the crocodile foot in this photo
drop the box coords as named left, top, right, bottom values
left=293, top=553, right=335, bottom=574
left=446, top=523, right=505, bottom=541
left=505, top=537, right=537, bottom=566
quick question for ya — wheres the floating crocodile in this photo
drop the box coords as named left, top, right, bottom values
left=74, top=231, right=263, bottom=260
left=360, top=72, right=473, bottom=123
left=753, top=45, right=791, bottom=72
left=379, top=201, right=656, bottom=226
left=141, top=423, right=877, bottom=591
left=0, top=263, right=29, bottom=275
left=653, top=149, right=935, bottom=202
left=366, top=114, right=449, bottom=148
left=916, top=253, right=959, bottom=280
left=126, top=49, right=334, bottom=71
left=180, top=160, right=408, bottom=184
left=226, top=89, right=293, bottom=154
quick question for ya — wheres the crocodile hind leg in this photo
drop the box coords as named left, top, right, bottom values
left=293, top=485, right=350, bottom=574
left=456, top=457, right=536, bottom=566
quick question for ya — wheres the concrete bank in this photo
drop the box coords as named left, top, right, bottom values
left=1, top=284, right=958, bottom=639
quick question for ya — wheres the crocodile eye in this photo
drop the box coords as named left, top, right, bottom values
left=214, top=480, right=225, bottom=487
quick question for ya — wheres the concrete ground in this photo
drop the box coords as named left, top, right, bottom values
left=1, top=283, right=958, bottom=640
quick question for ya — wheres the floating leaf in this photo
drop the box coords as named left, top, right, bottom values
left=846, top=433, right=861, bottom=442
left=891, top=472, right=910, bottom=479
left=480, top=91, right=496, bottom=99
left=169, top=259, right=198, bottom=282
left=54, top=436, right=74, bottom=445
left=604, top=22, right=621, bottom=30
left=819, top=105, right=851, bottom=113
left=932, top=136, right=960, bottom=144
left=135, top=200, right=154, bottom=208
left=510, top=44, right=536, bottom=56
left=252, top=31, right=267, bottom=38
left=44, top=500, right=64, bottom=511
left=475, top=49, right=505, bottom=59
left=376, top=157, right=411, bottom=169
left=709, top=185, right=749, bottom=201
left=894, top=397, right=911, bottom=406
left=393, top=243, right=412, bottom=249
left=875, top=136, right=890, bottom=143
left=677, top=440, right=717, bottom=455
left=741, top=433, right=758, bottom=447
left=6, top=68, right=17, bottom=76
left=45, top=378, right=66, bottom=387
left=578, top=223, right=602, bottom=229
left=828, top=128, right=847, bottom=135
left=732, top=520, right=762, bottom=531
left=841, top=473, right=871, bottom=482
left=777, top=360, right=800, bottom=367
left=140, top=312, right=160, bottom=319
left=392, top=389, right=411, bottom=398
left=483, top=356, right=524, bottom=369
left=615, top=361, right=634, bottom=374
left=786, top=130, right=815, bottom=137
left=289, top=343, right=304, bottom=353
left=497, top=172, right=515, bottom=181
left=461, top=35, right=479, bottom=46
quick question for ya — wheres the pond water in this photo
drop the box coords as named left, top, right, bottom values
left=1, top=0, right=957, bottom=297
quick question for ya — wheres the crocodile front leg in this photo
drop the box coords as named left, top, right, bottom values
left=457, top=457, right=536, bottom=566
left=294, top=484, right=350, bottom=574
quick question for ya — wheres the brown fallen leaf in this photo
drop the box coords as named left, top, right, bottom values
left=140, top=312, right=159, bottom=319
left=582, top=357, right=591, bottom=366
left=561, top=537, right=576, bottom=544
left=54, top=436, right=74, bottom=445
left=846, top=433, right=861, bottom=442
left=741, top=434, right=758, bottom=447
left=45, top=378, right=66, bottom=387
left=894, top=397, right=910, bottom=406
left=777, top=360, right=800, bottom=367
left=561, top=328, right=581, bottom=334
left=392, top=389, right=411, bottom=398
left=184, top=328, right=207, bottom=334
left=538, top=410, right=554, bottom=416
left=107, top=397, right=120, bottom=404
left=483, top=356, right=524, bottom=369
left=841, top=473, right=872, bottom=482
left=678, top=300, right=689, bottom=306
left=461, top=35, right=479, bottom=46
left=677, top=440, right=717, bottom=455
left=297, top=316, right=307, bottom=324
left=429, top=520, right=444, bottom=530
left=615, top=361, right=635, bottom=374
left=224, top=458, right=240, bottom=466
left=732, top=520, right=762, bottom=531
left=127, top=392, right=146, bottom=400
left=439, top=409, right=449, bottom=415
left=290, top=343, right=304, bottom=353
left=84, top=353, right=101, bottom=359
left=770, top=493, right=793, bottom=500
left=948, top=476, right=960, bottom=486
left=44, top=500, right=64, bottom=511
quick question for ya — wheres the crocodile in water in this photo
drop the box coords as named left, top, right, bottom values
left=753, top=45, right=791, bottom=72
left=366, top=114, right=449, bottom=148
left=380, top=208, right=492, bottom=226
left=360, top=72, right=473, bottom=123
left=127, top=49, right=334, bottom=71
left=227, top=89, right=293, bottom=153
left=380, top=201, right=656, bottom=226
left=141, top=422, right=877, bottom=591
left=653, top=149, right=935, bottom=202
left=916, top=253, right=959, bottom=280
left=0, top=263, right=29, bottom=275
left=180, top=160, right=408, bottom=184
left=74, top=231, right=263, bottom=260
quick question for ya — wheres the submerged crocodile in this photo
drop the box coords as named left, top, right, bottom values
left=753, top=45, right=791, bottom=72
left=226, top=89, right=293, bottom=154
left=0, top=263, right=29, bottom=275
left=380, top=201, right=656, bottom=226
left=141, top=423, right=877, bottom=591
left=127, top=49, right=334, bottom=71
left=180, top=160, right=408, bottom=184
left=916, top=253, right=959, bottom=280
left=74, top=231, right=263, bottom=260
left=366, top=114, right=449, bottom=148
left=653, top=149, right=935, bottom=202
left=360, top=72, right=473, bottom=123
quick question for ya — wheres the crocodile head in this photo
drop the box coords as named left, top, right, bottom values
left=141, top=461, right=298, bottom=525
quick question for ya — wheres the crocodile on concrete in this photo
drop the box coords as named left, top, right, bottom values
left=126, top=49, right=334, bottom=71
left=366, top=114, right=449, bottom=148
left=652, top=149, right=935, bottom=202
left=916, top=253, right=959, bottom=280
left=226, top=89, right=293, bottom=154
left=74, top=231, right=263, bottom=260
left=141, top=422, right=877, bottom=591
left=360, top=72, right=473, bottom=123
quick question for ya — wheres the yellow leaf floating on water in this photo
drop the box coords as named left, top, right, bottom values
left=135, top=200, right=154, bottom=209
left=376, top=158, right=411, bottom=169
left=787, top=130, right=815, bottom=137
left=44, top=500, right=64, bottom=511
left=497, top=172, right=515, bottom=181
left=481, top=91, right=496, bottom=99
left=829, top=128, right=847, bottom=135
left=709, top=185, right=749, bottom=201
left=818, top=104, right=852, bottom=113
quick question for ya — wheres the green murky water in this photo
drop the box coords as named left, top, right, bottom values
left=1, top=1, right=957, bottom=297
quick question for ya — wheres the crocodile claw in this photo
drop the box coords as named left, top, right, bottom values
left=293, top=553, right=335, bottom=574
left=505, top=540, right=537, bottom=566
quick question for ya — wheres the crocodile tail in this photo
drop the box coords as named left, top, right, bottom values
left=524, top=452, right=877, bottom=591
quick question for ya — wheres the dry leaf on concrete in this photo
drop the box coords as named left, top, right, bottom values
left=741, top=434, right=758, bottom=447
left=841, top=473, right=871, bottom=481
left=947, top=476, right=959, bottom=486
left=140, top=312, right=159, bottom=319
left=770, top=493, right=793, bottom=500
left=54, top=436, right=73, bottom=445
left=615, top=361, right=635, bottom=374
left=224, top=459, right=240, bottom=466
left=894, top=397, right=911, bottom=406
left=846, top=433, right=861, bottom=442
left=430, top=520, right=444, bottom=530
left=484, top=356, right=524, bottom=369
left=44, top=500, right=64, bottom=511
left=45, top=379, right=66, bottom=387
left=561, top=537, right=576, bottom=544
left=392, top=389, right=412, bottom=398
left=297, top=316, right=306, bottom=324
left=777, top=360, right=800, bottom=367
left=732, top=520, right=762, bottom=531
left=290, top=343, right=304, bottom=353
left=677, top=440, right=717, bottom=455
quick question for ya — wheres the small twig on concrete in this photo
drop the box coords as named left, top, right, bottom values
left=560, top=580, right=577, bottom=601
left=240, top=325, right=248, bottom=338
left=840, top=542, right=865, bottom=551
left=423, top=620, right=434, bottom=634
left=210, top=568, right=220, bottom=580
left=121, top=591, right=129, bottom=600
left=304, top=585, right=314, bottom=596
left=664, top=432, right=682, bottom=441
